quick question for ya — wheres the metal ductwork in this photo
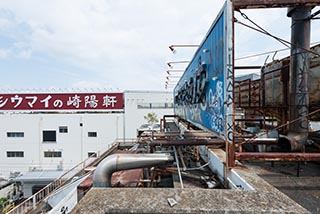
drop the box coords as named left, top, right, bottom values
left=287, top=6, right=312, bottom=143
left=93, top=153, right=173, bottom=187
left=278, top=132, right=308, bottom=151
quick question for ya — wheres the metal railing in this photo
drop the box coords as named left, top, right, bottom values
left=1, top=201, right=15, bottom=214
left=7, top=140, right=121, bottom=214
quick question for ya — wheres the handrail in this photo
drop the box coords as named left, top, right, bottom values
left=2, top=201, right=15, bottom=213
left=7, top=140, right=121, bottom=214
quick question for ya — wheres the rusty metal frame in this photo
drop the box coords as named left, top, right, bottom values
left=230, top=0, right=320, bottom=165
left=150, top=138, right=225, bottom=147
left=233, top=0, right=320, bottom=9
left=236, top=152, right=320, bottom=161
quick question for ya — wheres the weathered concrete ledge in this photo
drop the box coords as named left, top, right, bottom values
left=72, top=187, right=308, bottom=213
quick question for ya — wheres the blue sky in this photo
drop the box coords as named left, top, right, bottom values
left=0, top=1, right=319, bottom=91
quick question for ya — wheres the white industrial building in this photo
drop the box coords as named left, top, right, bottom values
left=0, top=90, right=173, bottom=179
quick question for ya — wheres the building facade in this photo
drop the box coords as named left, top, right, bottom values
left=0, top=90, right=173, bottom=179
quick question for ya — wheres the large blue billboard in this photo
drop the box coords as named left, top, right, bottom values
left=174, top=1, right=233, bottom=141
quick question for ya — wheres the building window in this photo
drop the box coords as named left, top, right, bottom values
left=88, top=132, right=97, bottom=137
left=7, top=151, right=24, bottom=158
left=43, top=130, right=56, bottom=142
left=137, top=103, right=152, bottom=109
left=88, top=152, right=97, bottom=157
left=59, top=126, right=68, bottom=133
left=44, top=151, right=62, bottom=158
left=7, top=132, right=24, bottom=138
left=151, top=103, right=166, bottom=109
left=137, top=102, right=173, bottom=109
left=165, top=103, right=174, bottom=108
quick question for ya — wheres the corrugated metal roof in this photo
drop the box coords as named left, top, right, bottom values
left=13, top=170, right=67, bottom=182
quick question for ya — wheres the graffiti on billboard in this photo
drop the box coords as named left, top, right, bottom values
left=174, top=2, right=233, bottom=139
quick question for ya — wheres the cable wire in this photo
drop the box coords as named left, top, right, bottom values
left=236, top=10, right=320, bottom=57
left=235, top=19, right=320, bottom=57
left=309, top=9, right=320, bottom=20
left=238, top=10, right=290, bottom=48
left=235, top=41, right=320, bottom=61
left=235, top=47, right=289, bottom=61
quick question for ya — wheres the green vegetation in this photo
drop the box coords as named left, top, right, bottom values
left=144, top=112, right=159, bottom=126
left=0, top=197, right=8, bottom=209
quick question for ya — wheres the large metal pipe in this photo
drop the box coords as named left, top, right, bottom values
left=93, top=153, right=173, bottom=187
left=287, top=6, right=311, bottom=142
left=278, top=133, right=307, bottom=151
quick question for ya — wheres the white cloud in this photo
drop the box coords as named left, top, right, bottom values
left=71, top=80, right=106, bottom=89
left=0, top=1, right=318, bottom=90
left=0, top=48, right=8, bottom=58
left=0, top=0, right=226, bottom=90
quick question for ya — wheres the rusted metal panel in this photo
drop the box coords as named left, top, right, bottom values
left=262, top=58, right=289, bottom=107
left=234, top=79, right=260, bottom=108
left=235, top=152, right=320, bottom=161
left=309, top=45, right=320, bottom=110
left=78, top=173, right=94, bottom=190
left=111, top=169, right=144, bottom=187
left=260, top=44, right=320, bottom=121
left=233, top=0, right=320, bottom=9
left=234, top=44, right=320, bottom=124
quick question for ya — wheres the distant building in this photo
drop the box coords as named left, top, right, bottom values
left=235, top=73, right=260, bottom=82
left=0, top=90, right=173, bottom=179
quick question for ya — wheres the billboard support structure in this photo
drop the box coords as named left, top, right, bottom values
left=225, top=0, right=235, bottom=169
left=174, top=1, right=235, bottom=169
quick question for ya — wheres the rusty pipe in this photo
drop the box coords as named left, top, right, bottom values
left=93, top=153, right=173, bottom=187
left=287, top=6, right=311, bottom=139
left=278, top=132, right=308, bottom=151
left=235, top=152, right=320, bottom=161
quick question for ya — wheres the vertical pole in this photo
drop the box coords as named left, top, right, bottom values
left=226, top=0, right=235, bottom=169
left=121, top=93, right=126, bottom=142
left=116, top=115, right=119, bottom=139
left=173, top=146, right=184, bottom=189
left=33, top=195, right=36, bottom=208
left=122, top=112, right=126, bottom=141
left=287, top=7, right=311, bottom=141
left=80, top=116, right=83, bottom=161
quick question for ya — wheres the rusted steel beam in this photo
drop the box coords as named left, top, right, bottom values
left=227, top=142, right=236, bottom=168
left=235, top=138, right=278, bottom=145
left=184, top=131, right=216, bottom=138
left=177, top=147, right=187, bottom=169
left=233, top=0, right=320, bottom=9
left=234, top=66, right=261, bottom=70
left=157, top=168, right=202, bottom=180
left=151, top=132, right=181, bottom=137
left=235, top=152, right=320, bottom=161
left=146, top=131, right=216, bottom=138
left=150, top=138, right=225, bottom=147
left=235, top=118, right=276, bottom=122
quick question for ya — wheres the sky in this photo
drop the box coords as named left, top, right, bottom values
left=0, top=1, right=319, bottom=91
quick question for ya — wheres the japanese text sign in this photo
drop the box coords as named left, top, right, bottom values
left=0, top=93, right=124, bottom=111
